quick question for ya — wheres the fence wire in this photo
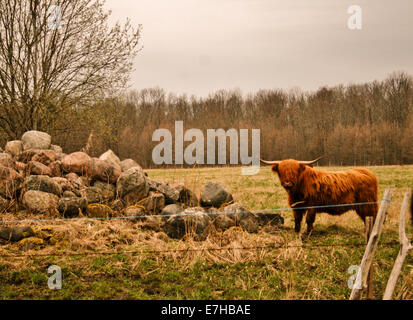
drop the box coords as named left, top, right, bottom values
left=0, top=200, right=395, bottom=225
left=0, top=240, right=401, bottom=259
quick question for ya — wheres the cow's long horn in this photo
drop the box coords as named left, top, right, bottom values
left=299, top=156, right=324, bottom=165
left=260, top=159, right=281, bottom=165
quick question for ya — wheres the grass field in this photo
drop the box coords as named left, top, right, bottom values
left=0, top=165, right=412, bottom=300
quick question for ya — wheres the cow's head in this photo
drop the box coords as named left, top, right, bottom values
left=260, top=157, right=323, bottom=191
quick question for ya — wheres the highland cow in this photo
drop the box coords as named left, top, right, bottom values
left=261, top=157, right=378, bottom=234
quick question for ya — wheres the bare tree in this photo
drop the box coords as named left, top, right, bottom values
left=0, top=0, right=142, bottom=139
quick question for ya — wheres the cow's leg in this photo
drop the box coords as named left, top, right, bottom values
left=305, top=209, right=317, bottom=235
left=293, top=209, right=304, bottom=233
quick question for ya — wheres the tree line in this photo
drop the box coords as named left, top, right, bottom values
left=32, top=72, right=412, bottom=168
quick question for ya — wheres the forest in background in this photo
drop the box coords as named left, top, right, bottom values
left=2, top=72, right=413, bottom=167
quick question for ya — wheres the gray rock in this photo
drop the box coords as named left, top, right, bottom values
left=147, top=178, right=179, bottom=204
left=5, top=140, right=23, bottom=157
left=124, top=205, right=146, bottom=217
left=173, top=183, right=199, bottom=207
left=15, top=149, right=39, bottom=163
left=255, top=212, right=284, bottom=227
left=93, top=181, right=116, bottom=200
left=116, top=167, right=149, bottom=205
left=120, top=159, right=142, bottom=172
left=58, top=197, right=87, bottom=217
left=223, top=203, right=258, bottom=233
left=65, top=173, right=83, bottom=186
left=21, top=130, right=51, bottom=150
left=63, top=190, right=77, bottom=198
left=163, top=210, right=211, bottom=241
left=0, top=226, right=35, bottom=242
left=31, top=150, right=56, bottom=165
left=23, top=190, right=58, bottom=214
left=82, top=186, right=104, bottom=204
left=213, top=213, right=236, bottom=232
left=61, top=152, right=92, bottom=175
left=99, top=149, right=122, bottom=171
left=25, top=161, right=52, bottom=176
left=50, top=144, right=63, bottom=153
left=24, top=175, right=62, bottom=196
left=52, top=177, right=78, bottom=192
left=49, top=161, right=62, bottom=177
left=200, top=182, right=233, bottom=208
left=161, top=203, right=183, bottom=216
left=140, top=191, right=165, bottom=213
left=89, top=158, right=121, bottom=184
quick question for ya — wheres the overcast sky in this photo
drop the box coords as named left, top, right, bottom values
left=105, top=0, right=413, bottom=97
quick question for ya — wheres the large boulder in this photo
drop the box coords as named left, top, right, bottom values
left=0, top=165, right=24, bottom=199
left=52, top=177, right=78, bottom=193
left=62, top=152, right=92, bottom=175
left=173, top=183, right=199, bottom=207
left=213, top=213, right=236, bottom=232
left=163, top=210, right=211, bottom=241
left=24, top=175, right=62, bottom=196
left=15, top=149, right=40, bottom=163
left=57, top=197, right=87, bottom=217
left=25, top=161, right=53, bottom=176
left=99, top=149, right=121, bottom=171
left=63, top=190, right=77, bottom=198
left=161, top=204, right=183, bottom=216
left=120, top=159, right=142, bottom=172
left=92, top=181, right=116, bottom=202
left=223, top=203, right=258, bottom=233
left=22, top=190, right=58, bottom=214
left=147, top=178, right=179, bottom=204
left=31, top=150, right=56, bottom=166
left=89, top=158, right=121, bottom=184
left=82, top=186, right=105, bottom=204
left=64, top=173, right=84, bottom=187
left=0, top=226, right=35, bottom=242
left=5, top=141, right=23, bottom=157
left=200, top=182, right=233, bottom=208
left=116, top=167, right=149, bottom=205
left=21, top=131, right=51, bottom=150
left=49, top=161, right=62, bottom=177
left=254, top=212, right=284, bottom=228
left=139, top=191, right=165, bottom=213
left=124, top=205, right=146, bottom=217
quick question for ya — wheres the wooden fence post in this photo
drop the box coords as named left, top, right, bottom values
left=364, top=216, right=374, bottom=299
left=383, top=192, right=412, bottom=300
left=350, top=188, right=394, bottom=300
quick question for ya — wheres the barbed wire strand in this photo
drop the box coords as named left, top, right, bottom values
left=0, top=200, right=399, bottom=225
left=0, top=240, right=400, bottom=259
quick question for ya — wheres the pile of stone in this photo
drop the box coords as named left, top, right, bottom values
left=0, top=130, right=283, bottom=242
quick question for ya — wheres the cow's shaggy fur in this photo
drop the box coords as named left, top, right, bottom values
left=269, top=159, right=378, bottom=234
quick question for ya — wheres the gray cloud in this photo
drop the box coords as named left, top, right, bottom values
left=106, top=0, right=413, bottom=96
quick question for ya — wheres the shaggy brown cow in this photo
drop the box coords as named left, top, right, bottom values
left=261, top=158, right=378, bottom=234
